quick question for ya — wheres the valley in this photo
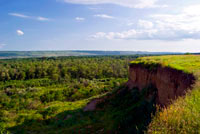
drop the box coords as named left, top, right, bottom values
left=0, top=55, right=200, bottom=134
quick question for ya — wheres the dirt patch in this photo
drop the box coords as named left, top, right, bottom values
left=83, top=98, right=104, bottom=112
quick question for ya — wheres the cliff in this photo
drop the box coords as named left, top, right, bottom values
left=82, top=56, right=200, bottom=133
left=127, top=63, right=195, bottom=106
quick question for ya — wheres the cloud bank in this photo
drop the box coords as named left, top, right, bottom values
left=90, top=5, right=200, bottom=41
left=59, top=0, right=167, bottom=8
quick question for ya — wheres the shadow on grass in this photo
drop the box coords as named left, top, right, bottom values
left=9, top=86, right=157, bottom=134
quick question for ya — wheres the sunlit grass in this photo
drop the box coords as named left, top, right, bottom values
left=131, top=55, right=200, bottom=72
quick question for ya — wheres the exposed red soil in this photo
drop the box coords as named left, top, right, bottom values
left=127, top=64, right=195, bottom=106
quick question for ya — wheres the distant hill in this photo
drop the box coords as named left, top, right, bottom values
left=0, top=51, right=182, bottom=59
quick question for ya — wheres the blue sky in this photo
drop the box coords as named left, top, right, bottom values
left=1, top=0, right=200, bottom=52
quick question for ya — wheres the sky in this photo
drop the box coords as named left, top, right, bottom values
left=1, top=0, right=200, bottom=52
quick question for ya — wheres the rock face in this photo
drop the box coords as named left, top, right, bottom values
left=127, top=64, right=195, bottom=106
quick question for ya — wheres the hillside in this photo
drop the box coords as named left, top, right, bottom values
left=0, top=51, right=180, bottom=59
left=130, top=55, right=200, bottom=133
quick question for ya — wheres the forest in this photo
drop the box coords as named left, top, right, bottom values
left=0, top=55, right=139, bottom=133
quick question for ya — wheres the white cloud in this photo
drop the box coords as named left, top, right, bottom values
left=0, top=44, right=6, bottom=49
left=138, top=20, right=153, bottom=29
left=133, top=0, right=168, bottom=8
left=150, top=5, right=200, bottom=35
left=91, top=4, right=200, bottom=41
left=37, top=16, right=50, bottom=21
left=90, top=29, right=158, bottom=40
left=16, top=30, right=24, bottom=36
left=9, top=13, right=50, bottom=21
left=59, top=0, right=167, bottom=8
left=127, top=22, right=134, bottom=26
left=94, top=14, right=114, bottom=19
left=90, top=32, right=107, bottom=39
left=9, top=13, right=29, bottom=18
left=88, top=7, right=102, bottom=10
left=75, top=17, right=85, bottom=21
left=183, top=5, right=200, bottom=16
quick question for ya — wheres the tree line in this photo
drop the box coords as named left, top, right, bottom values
left=0, top=56, right=138, bottom=81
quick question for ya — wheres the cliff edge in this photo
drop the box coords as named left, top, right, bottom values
left=127, top=63, right=195, bottom=106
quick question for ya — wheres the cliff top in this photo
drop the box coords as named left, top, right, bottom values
left=131, top=55, right=200, bottom=75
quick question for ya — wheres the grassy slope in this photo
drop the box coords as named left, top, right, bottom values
left=0, top=78, right=127, bottom=133
left=131, top=55, right=200, bottom=133
left=9, top=85, right=156, bottom=134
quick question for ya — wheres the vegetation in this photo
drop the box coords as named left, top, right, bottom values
left=8, top=85, right=157, bottom=134
left=131, top=55, right=200, bottom=133
left=1, top=54, right=199, bottom=134
left=0, top=55, right=138, bottom=133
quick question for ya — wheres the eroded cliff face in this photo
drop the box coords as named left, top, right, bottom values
left=127, top=64, right=195, bottom=106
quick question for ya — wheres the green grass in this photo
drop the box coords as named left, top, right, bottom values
left=131, top=55, right=200, bottom=74
left=8, top=85, right=157, bottom=134
left=131, top=55, right=200, bottom=133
